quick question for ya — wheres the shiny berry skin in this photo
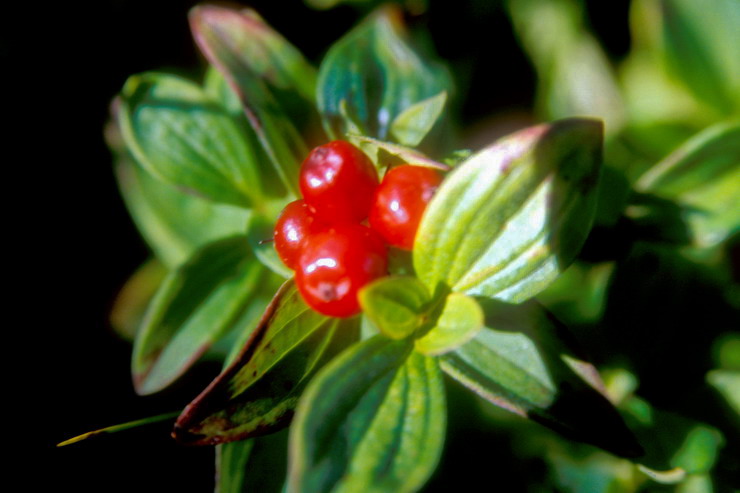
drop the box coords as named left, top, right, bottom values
left=299, top=140, right=379, bottom=223
left=273, top=199, right=325, bottom=270
left=369, top=165, right=443, bottom=250
left=296, top=224, right=387, bottom=318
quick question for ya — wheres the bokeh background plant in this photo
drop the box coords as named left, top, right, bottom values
left=43, top=0, right=738, bottom=491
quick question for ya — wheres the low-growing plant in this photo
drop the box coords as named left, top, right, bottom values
left=64, top=1, right=739, bottom=491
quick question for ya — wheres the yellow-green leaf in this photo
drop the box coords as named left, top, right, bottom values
left=359, top=276, right=431, bottom=340
left=415, top=118, right=603, bottom=303
left=288, top=337, right=445, bottom=493
left=390, top=91, right=447, bottom=147
left=415, top=293, right=483, bottom=356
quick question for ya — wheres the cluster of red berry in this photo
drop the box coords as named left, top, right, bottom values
left=273, top=140, right=443, bottom=318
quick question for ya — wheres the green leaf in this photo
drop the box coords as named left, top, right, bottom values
left=216, top=440, right=255, bottom=493
left=390, top=91, right=447, bottom=147
left=193, top=5, right=316, bottom=101
left=440, top=299, right=643, bottom=458
left=635, top=121, right=740, bottom=247
left=620, top=52, right=711, bottom=136
left=714, top=333, right=740, bottom=370
left=119, top=72, right=263, bottom=208
left=620, top=0, right=715, bottom=131
left=506, top=0, right=625, bottom=133
left=288, top=336, right=445, bottom=493
left=550, top=451, right=639, bottom=493
left=227, top=431, right=290, bottom=493
left=415, top=118, right=603, bottom=303
left=359, top=276, right=431, bottom=340
left=656, top=0, right=740, bottom=114
left=203, top=66, right=292, bottom=200
left=190, top=5, right=311, bottom=196
left=108, top=111, right=249, bottom=269
left=415, top=293, right=483, bottom=356
left=133, top=236, right=266, bottom=395
left=173, top=280, right=359, bottom=445
left=707, top=370, right=740, bottom=417
left=317, top=5, right=450, bottom=141
left=624, top=0, right=740, bottom=124
left=352, top=135, right=450, bottom=170
left=115, top=158, right=250, bottom=268
left=676, top=475, right=713, bottom=493
left=535, top=261, right=613, bottom=325
left=109, top=258, right=167, bottom=341
left=360, top=279, right=484, bottom=354
left=615, top=383, right=726, bottom=477
left=671, top=425, right=724, bottom=475
left=637, top=121, right=740, bottom=195
left=214, top=292, right=277, bottom=366
left=204, top=65, right=248, bottom=117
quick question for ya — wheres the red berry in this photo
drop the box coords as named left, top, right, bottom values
left=273, top=199, right=326, bottom=270
left=369, top=165, right=443, bottom=250
left=299, top=140, right=379, bottom=223
left=296, top=224, right=387, bottom=318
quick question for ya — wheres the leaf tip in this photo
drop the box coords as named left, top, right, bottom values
left=170, top=419, right=199, bottom=445
left=187, top=3, right=220, bottom=25
left=56, top=433, right=90, bottom=448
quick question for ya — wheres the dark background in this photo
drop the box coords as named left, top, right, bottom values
left=28, top=1, right=631, bottom=491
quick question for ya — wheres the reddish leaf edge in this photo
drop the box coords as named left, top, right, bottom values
left=172, top=279, right=294, bottom=445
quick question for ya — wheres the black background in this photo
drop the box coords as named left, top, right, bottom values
left=23, top=1, right=632, bottom=491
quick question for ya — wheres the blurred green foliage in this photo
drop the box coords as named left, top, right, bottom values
left=91, top=0, right=739, bottom=491
left=501, top=1, right=739, bottom=490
